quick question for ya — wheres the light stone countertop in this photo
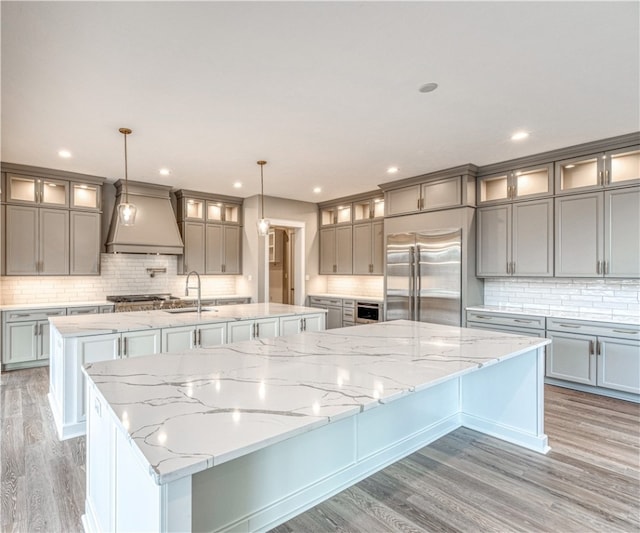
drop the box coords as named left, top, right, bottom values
left=466, top=305, right=640, bottom=326
left=0, top=300, right=114, bottom=312
left=83, top=319, right=549, bottom=485
left=49, top=303, right=327, bottom=337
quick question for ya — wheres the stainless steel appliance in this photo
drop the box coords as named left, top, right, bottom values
left=385, top=229, right=462, bottom=326
left=356, top=301, right=381, bottom=324
left=106, top=294, right=188, bottom=312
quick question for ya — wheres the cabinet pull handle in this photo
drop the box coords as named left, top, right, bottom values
left=193, top=329, right=197, bottom=347
left=514, top=319, right=533, bottom=324
left=613, top=329, right=638, bottom=334
left=511, top=262, right=516, bottom=274
left=596, top=261, right=601, bottom=274
left=598, top=170, right=603, bottom=185
left=475, top=315, right=492, bottom=320
left=117, top=337, right=122, bottom=357
left=604, top=261, right=609, bottom=275
left=605, top=169, right=610, bottom=184
left=596, top=341, right=602, bottom=356
left=589, top=340, right=594, bottom=355
left=558, top=323, right=579, bottom=328
left=417, top=198, right=421, bottom=209
left=506, top=262, right=510, bottom=274
left=33, top=324, right=38, bottom=336
left=14, top=313, right=30, bottom=318
left=256, top=323, right=260, bottom=338
left=198, top=329, right=202, bottom=346
left=123, top=337, right=128, bottom=357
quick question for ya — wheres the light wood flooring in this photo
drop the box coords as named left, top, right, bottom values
left=1, top=367, right=639, bottom=532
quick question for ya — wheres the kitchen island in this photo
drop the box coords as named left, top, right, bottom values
left=48, top=303, right=326, bottom=439
left=82, top=320, right=550, bottom=533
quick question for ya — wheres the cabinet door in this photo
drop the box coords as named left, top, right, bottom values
left=478, top=173, right=510, bottom=204
left=512, top=199, right=553, bottom=277
left=223, top=225, right=241, bottom=274
left=597, top=337, right=640, bottom=394
left=255, top=318, right=279, bottom=339
left=555, top=192, right=603, bottom=277
left=335, top=225, right=353, bottom=274
left=607, top=146, right=640, bottom=187
left=40, top=208, right=69, bottom=275
left=386, top=185, right=421, bottom=216
left=327, top=306, right=343, bottom=330
left=227, top=321, right=253, bottom=343
left=303, top=313, right=325, bottom=332
left=39, top=321, right=51, bottom=359
left=546, top=332, right=597, bottom=385
left=280, top=316, right=302, bottom=336
left=319, top=228, right=336, bottom=274
left=555, top=154, right=602, bottom=194
left=512, top=164, right=553, bottom=200
left=371, top=220, right=384, bottom=275
left=476, top=205, right=510, bottom=277
left=122, top=330, right=161, bottom=358
left=162, top=326, right=196, bottom=353
left=421, top=177, right=461, bottom=210
left=4, top=321, right=38, bottom=363
left=352, top=223, right=373, bottom=275
left=5, top=205, right=38, bottom=275
left=77, top=333, right=120, bottom=419
left=205, top=224, right=223, bottom=274
left=605, top=188, right=640, bottom=277
left=39, top=178, right=69, bottom=207
left=70, top=211, right=101, bottom=275
left=182, top=222, right=205, bottom=274
left=198, top=323, right=227, bottom=347
left=6, top=174, right=38, bottom=203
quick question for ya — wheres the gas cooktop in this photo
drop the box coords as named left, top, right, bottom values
left=106, top=294, right=180, bottom=303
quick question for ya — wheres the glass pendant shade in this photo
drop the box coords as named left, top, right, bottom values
left=257, top=218, right=270, bottom=236
left=118, top=202, right=137, bottom=226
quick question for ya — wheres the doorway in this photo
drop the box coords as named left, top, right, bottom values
left=268, top=226, right=295, bottom=304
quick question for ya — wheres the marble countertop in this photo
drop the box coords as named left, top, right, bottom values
left=83, top=320, right=549, bottom=485
left=49, top=303, right=327, bottom=337
left=308, top=293, right=384, bottom=303
left=466, top=305, right=640, bottom=326
left=0, top=300, right=113, bottom=312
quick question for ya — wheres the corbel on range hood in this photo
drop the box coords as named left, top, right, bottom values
left=105, top=180, right=184, bottom=254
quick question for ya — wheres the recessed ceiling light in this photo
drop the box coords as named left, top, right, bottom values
left=313, top=187, right=322, bottom=194
left=418, top=82, right=438, bottom=93
left=511, top=131, right=529, bottom=141
left=233, top=182, right=242, bottom=189
left=387, top=167, right=399, bottom=174
left=159, top=168, right=171, bottom=176
left=58, top=150, right=71, bottom=158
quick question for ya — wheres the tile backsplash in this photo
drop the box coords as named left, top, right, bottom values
left=484, top=278, right=640, bottom=319
left=0, top=254, right=238, bottom=305
left=326, top=276, right=384, bottom=298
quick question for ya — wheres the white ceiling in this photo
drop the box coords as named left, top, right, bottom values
left=2, top=1, right=639, bottom=203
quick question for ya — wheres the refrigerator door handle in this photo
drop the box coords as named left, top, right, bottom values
left=409, top=246, right=416, bottom=321
left=415, top=244, right=421, bottom=322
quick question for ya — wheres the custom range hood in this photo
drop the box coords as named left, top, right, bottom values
left=105, top=180, right=184, bottom=254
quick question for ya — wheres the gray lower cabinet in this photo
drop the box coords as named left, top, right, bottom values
left=70, top=211, right=101, bottom=275
left=546, top=318, right=639, bottom=395
left=556, top=187, right=639, bottom=278
left=308, top=297, right=343, bottom=329
left=353, top=221, right=383, bottom=275
left=5, top=205, right=69, bottom=275
left=477, top=198, right=553, bottom=277
left=319, top=226, right=352, bottom=275
left=2, top=307, right=66, bottom=368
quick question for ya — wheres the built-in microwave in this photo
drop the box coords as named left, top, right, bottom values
left=356, top=301, right=381, bottom=324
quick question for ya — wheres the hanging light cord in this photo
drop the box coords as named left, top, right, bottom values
left=258, top=160, right=267, bottom=219
left=123, top=131, right=129, bottom=203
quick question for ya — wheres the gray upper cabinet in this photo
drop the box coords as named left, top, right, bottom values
left=70, top=211, right=101, bottom=275
left=386, top=185, right=421, bottom=216
left=6, top=174, right=69, bottom=207
left=175, top=189, right=243, bottom=275
left=319, top=226, right=352, bottom=274
left=477, top=199, right=553, bottom=277
left=555, top=145, right=640, bottom=194
left=181, top=221, right=206, bottom=274
left=477, top=163, right=553, bottom=205
left=385, top=177, right=465, bottom=216
left=556, top=187, right=639, bottom=278
left=555, top=192, right=603, bottom=277
left=353, top=221, right=384, bottom=275
left=5, top=205, right=69, bottom=275
left=604, top=187, right=640, bottom=277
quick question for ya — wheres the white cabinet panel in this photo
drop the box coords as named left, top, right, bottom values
left=546, top=332, right=597, bottom=386
left=162, top=326, right=196, bottom=353
left=199, top=323, right=227, bottom=348
left=597, top=337, right=640, bottom=394
left=123, top=330, right=162, bottom=358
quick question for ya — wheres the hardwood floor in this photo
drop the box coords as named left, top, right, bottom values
left=1, top=367, right=638, bottom=532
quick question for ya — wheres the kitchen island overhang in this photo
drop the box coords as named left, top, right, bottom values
left=82, top=320, right=550, bottom=533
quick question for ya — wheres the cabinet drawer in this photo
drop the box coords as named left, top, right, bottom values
left=546, top=317, right=640, bottom=340
left=4, top=307, right=66, bottom=322
left=342, top=299, right=355, bottom=309
left=68, top=306, right=100, bottom=316
left=467, top=322, right=546, bottom=338
left=466, top=310, right=545, bottom=330
left=309, top=297, right=342, bottom=307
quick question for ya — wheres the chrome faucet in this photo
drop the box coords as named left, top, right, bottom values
left=185, top=271, right=202, bottom=314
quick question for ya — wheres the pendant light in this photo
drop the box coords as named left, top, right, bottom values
left=256, top=160, right=270, bottom=236
left=117, top=127, right=137, bottom=226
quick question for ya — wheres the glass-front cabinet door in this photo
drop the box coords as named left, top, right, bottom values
left=320, top=204, right=352, bottom=226
left=184, top=198, right=205, bottom=220
left=353, top=197, right=384, bottom=221
left=479, top=164, right=551, bottom=204
left=556, top=146, right=639, bottom=193
left=71, top=183, right=101, bottom=210
left=7, top=175, right=69, bottom=206
left=478, top=173, right=510, bottom=204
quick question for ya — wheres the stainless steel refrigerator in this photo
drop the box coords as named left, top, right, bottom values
left=385, top=229, right=462, bottom=326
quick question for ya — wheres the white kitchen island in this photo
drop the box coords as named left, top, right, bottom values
left=48, top=303, right=326, bottom=440
left=82, top=320, right=550, bottom=533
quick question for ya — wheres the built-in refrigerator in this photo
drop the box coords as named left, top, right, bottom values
left=385, top=229, right=462, bottom=326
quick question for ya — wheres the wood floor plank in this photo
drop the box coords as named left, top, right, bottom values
left=1, top=368, right=639, bottom=533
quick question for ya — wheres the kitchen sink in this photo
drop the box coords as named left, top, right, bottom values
left=163, top=307, right=214, bottom=314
